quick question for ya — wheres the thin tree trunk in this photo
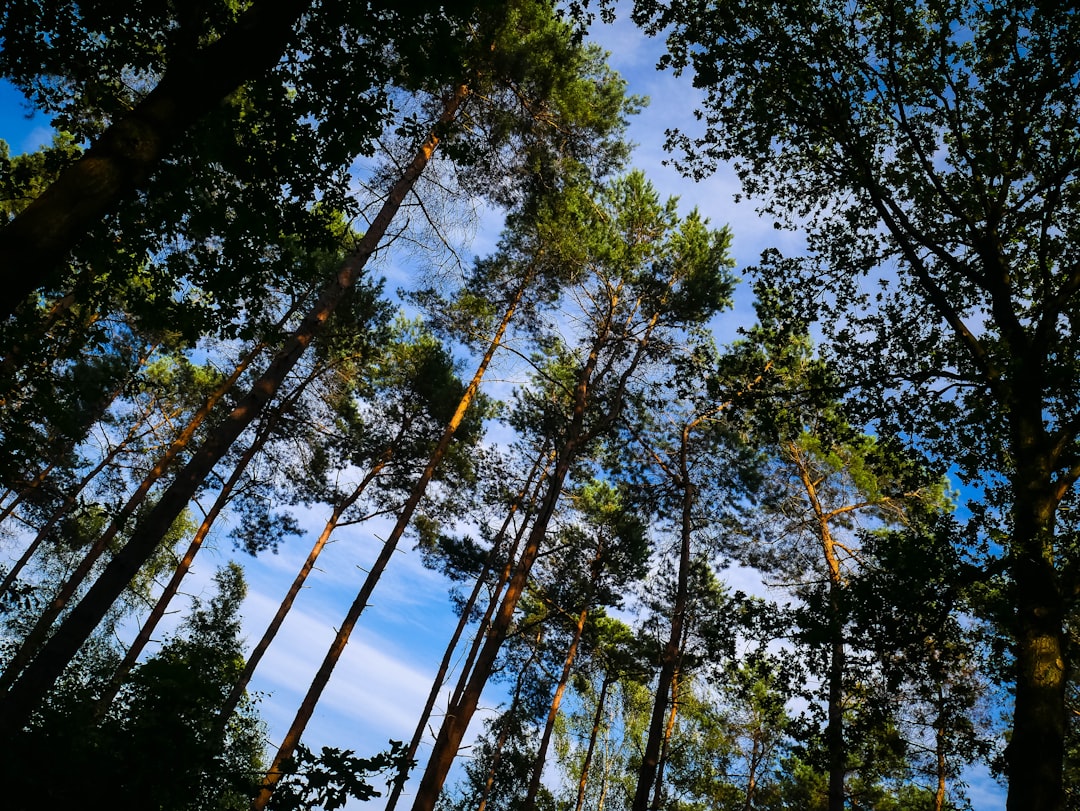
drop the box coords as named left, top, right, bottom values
left=0, top=338, right=158, bottom=526
left=650, top=667, right=680, bottom=811
left=934, top=699, right=947, bottom=811
left=0, top=337, right=266, bottom=691
left=251, top=137, right=530, bottom=807
left=476, top=628, right=544, bottom=811
left=408, top=288, right=651, bottom=811
left=788, top=440, right=847, bottom=811
left=0, top=424, right=136, bottom=601
left=0, top=84, right=469, bottom=737
left=631, top=433, right=693, bottom=811
left=383, top=445, right=551, bottom=811
left=0, top=0, right=313, bottom=316
left=96, top=405, right=288, bottom=713
left=575, top=674, right=611, bottom=811
left=523, top=603, right=589, bottom=811
left=448, top=453, right=555, bottom=714
left=215, top=444, right=393, bottom=733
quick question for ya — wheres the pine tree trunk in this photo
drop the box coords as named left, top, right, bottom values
left=215, top=444, right=393, bottom=734
left=650, top=667, right=680, bottom=811
left=0, top=84, right=469, bottom=737
left=408, top=283, right=662, bottom=811
left=523, top=603, right=590, bottom=810
left=0, top=423, right=135, bottom=600
left=631, top=451, right=692, bottom=811
left=0, top=338, right=264, bottom=691
left=96, top=402, right=292, bottom=713
left=574, top=675, right=611, bottom=811
left=383, top=446, right=551, bottom=811
left=0, top=0, right=313, bottom=316
left=476, top=628, right=544, bottom=811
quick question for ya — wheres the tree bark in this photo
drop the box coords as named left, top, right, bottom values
left=1006, top=443, right=1066, bottom=811
left=631, top=443, right=692, bottom=811
left=407, top=283, right=651, bottom=811
left=574, top=675, right=611, bottom=811
left=383, top=445, right=551, bottom=811
left=216, top=444, right=393, bottom=734
left=523, top=603, right=590, bottom=810
left=0, top=84, right=468, bottom=737
left=0, top=0, right=313, bottom=316
left=0, top=337, right=265, bottom=691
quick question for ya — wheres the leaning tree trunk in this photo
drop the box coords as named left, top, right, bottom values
left=0, top=337, right=266, bottom=691
left=574, top=674, right=612, bottom=811
left=95, top=391, right=300, bottom=713
left=250, top=172, right=528, bottom=810
left=0, top=0, right=312, bottom=316
left=213, top=441, right=395, bottom=735
left=476, top=628, right=545, bottom=811
left=408, top=293, right=657, bottom=811
left=650, top=666, right=681, bottom=811
left=523, top=603, right=590, bottom=811
left=0, top=84, right=469, bottom=738
left=382, top=445, right=551, bottom=811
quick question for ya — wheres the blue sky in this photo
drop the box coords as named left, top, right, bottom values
left=0, top=6, right=1007, bottom=810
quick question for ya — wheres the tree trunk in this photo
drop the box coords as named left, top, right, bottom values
left=476, top=628, right=544, bottom=811
left=0, top=0, right=312, bottom=316
left=788, top=439, right=848, bottom=811
left=0, top=338, right=265, bottom=691
left=523, top=603, right=590, bottom=810
left=650, top=667, right=680, bottom=811
left=216, top=444, right=393, bottom=734
left=0, top=84, right=468, bottom=737
left=1006, top=462, right=1066, bottom=811
left=383, top=445, right=551, bottom=811
left=251, top=164, right=529, bottom=809
left=409, top=281, right=663, bottom=811
left=0, top=422, right=136, bottom=601
left=574, top=675, right=611, bottom=811
left=96, top=400, right=294, bottom=713
left=631, top=460, right=692, bottom=811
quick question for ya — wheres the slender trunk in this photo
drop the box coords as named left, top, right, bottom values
left=383, top=446, right=551, bottom=811
left=97, top=407, right=285, bottom=713
left=742, top=730, right=761, bottom=811
left=574, top=675, right=611, bottom=811
left=0, top=0, right=313, bottom=316
left=252, top=144, right=527, bottom=807
left=0, top=84, right=468, bottom=737
left=0, top=338, right=157, bottom=526
left=788, top=440, right=847, bottom=811
left=0, top=337, right=265, bottom=691
left=476, top=628, right=544, bottom=811
left=409, top=283, right=662, bottom=811
left=216, top=445, right=393, bottom=733
left=0, top=462, right=56, bottom=527
left=826, top=585, right=845, bottom=811
left=650, top=667, right=680, bottom=811
left=0, top=427, right=134, bottom=601
left=632, top=449, right=692, bottom=811
left=934, top=705, right=947, bottom=811
left=523, top=603, right=590, bottom=810
left=409, top=298, right=624, bottom=811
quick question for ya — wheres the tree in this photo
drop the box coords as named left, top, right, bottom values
left=0, top=563, right=265, bottom=811
left=408, top=169, right=735, bottom=811
left=632, top=1, right=1080, bottom=807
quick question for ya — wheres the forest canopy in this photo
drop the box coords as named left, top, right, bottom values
left=0, top=1, right=1077, bottom=811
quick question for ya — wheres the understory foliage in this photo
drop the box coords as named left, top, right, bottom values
left=0, top=0, right=1065, bottom=810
